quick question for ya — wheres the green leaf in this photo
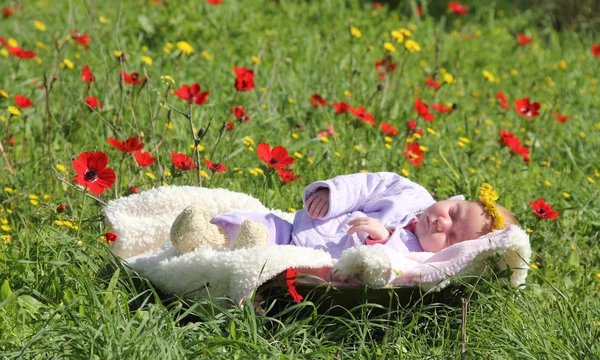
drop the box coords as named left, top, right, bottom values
left=568, top=249, right=580, bottom=268
left=1, top=279, right=12, bottom=301
left=137, top=15, right=155, bottom=34
left=17, top=295, right=45, bottom=315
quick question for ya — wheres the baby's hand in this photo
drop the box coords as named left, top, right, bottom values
left=305, top=188, right=330, bottom=218
left=347, top=217, right=390, bottom=240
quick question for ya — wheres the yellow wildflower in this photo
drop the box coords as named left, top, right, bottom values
left=530, top=263, right=538, bottom=270
left=288, top=208, right=297, bottom=213
left=255, top=168, right=264, bottom=174
left=0, top=218, right=7, bottom=225
left=202, top=50, right=212, bottom=60
left=249, top=169, right=258, bottom=176
left=544, top=181, right=552, bottom=187
left=1, top=234, right=10, bottom=244
left=37, top=41, right=49, bottom=51
left=160, top=75, right=175, bottom=84
left=294, top=151, right=303, bottom=159
left=288, top=98, right=294, bottom=104
left=165, top=121, right=175, bottom=130
left=1, top=225, right=10, bottom=232
left=164, top=170, right=171, bottom=177
left=385, top=144, right=391, bottom=150
left=391, top=31, right=404, bottom=43
left=559, top=60, right=566, bottom=69
left=459, top=137, right=470, bottom=143
left=0, top=49, right=8, bottom=57
left=483, top=70, right=495, bottom=82
left=145, top=172, right=156, bottom=180
left=30, top=200, right=39, bottom=206
left=383, top=42, right=396, bottom=53
left=8, top=106, right=22, bottom=116
left=350, top=27, right=361, bottom=38
left=0, top=90, right=7, bottom=98
left=177, top=41, right=194, bottom=55
left=29, top=194, right=39, bottom=200
left=291, top=133, right=299, bottom=139
left=401, top=168, right=409, bottom=177
left=334, top=151, right=341, bottom=157
left=587, top=177, right=595, bottom=184
left=562, top=192, right=570, bottom=198
left=444, top=73, right=455, bottom=84
left=252, top=56, right=262, bottom=64
left=243, top=137, right=254, bottom=146
left=34, top=20, right=46, bottom=31
left=142, top=55, right=153, bottom=65
left=426, top=128, right=435, bottom=135
left=200, top=170, right=209, bottom=178
left=384, top=136, right=393, bottom=143
left=404, top=40, right=421, bottom=52
left=99, top=16, right=109, bottom=24
left=307, top=157, right=314, bottom=164
left=43, top=194, right=50, bottom=201
left=4, top=187, right=15, bottom=193
left=353, top=145, right=361, bottom=152
left=321, top=136, right=329, bottom=143
left=344, top=90, right=352, bottom=97
left=7, top=38, right=17, bottom=47
left=260, top=87, right=266, bottom=93
left=261, top=104, right=267, bottom=110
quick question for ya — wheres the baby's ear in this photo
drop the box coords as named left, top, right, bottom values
left=448, top=195, right=465, bottom=201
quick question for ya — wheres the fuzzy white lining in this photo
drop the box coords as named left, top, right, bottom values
left=106, top=186, right=531, bottom=305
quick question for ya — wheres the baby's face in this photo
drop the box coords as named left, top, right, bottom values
left=415, top=200, right=490, bottom=252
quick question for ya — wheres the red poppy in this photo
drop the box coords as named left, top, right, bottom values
left=233, top=66, right=255, bottom=91
left=134, top=150, right=156, bottom=167
left=499, top=130, right=530, bottom=162
left=348, top=106, right=376, bottom=125
left=333, top=101, right=349, bottom=114
left=171, top=151, right=197, bottom=171
left=225, top=121, right=234, bottom=131
left=203, top=158, right=228, bottom=173
left=516, top=33, right=532, bottom=46
left=447, top=2, right=468, bottom=16
left=373, top=2, right=384, bottom=8
left=414, top=98, right=434, bottom=122
left=381, top=122, right=399, bottom=136
left=277, top=168, right=301, bottom=183
left=8, top=46, right=37, bottom=59
left=129, top=186, right=139, bottom=194
left=85, top=96, right=103, bottom=110
left=431, top=103, right=453, bottom=113
left=310, top=94, right=327, bottom=107
left=496, top=92, right=509, bottom=110
left=14, top=95, right=33, bottom=109
left=106, top=136, right=144, bottom=154
left=256, top=143, right=295, bottom=169
left=0, top=37, right=7, bottom=47
left=514, top=98, right=540, bottom=118
left=530, top=198, right=558, bottom=220
left=173, top=83, right=210, bottom=105
left=592, top=43, right=600, bottom=58
left=404, top=142, right=424, bottom=166
left=120, top=71, right=146, bottom=85
left=408, top=119, right=423, bottom=136
left=316, top=124, right=334, bottom=138
left=552, top=112, right=568, bottom=123
left=375, top=58, right=396, bottom=79
left=416, top=5, right=423, bottom=17
left=103, top=231, right=119, bottom=243
left=207, top=0, right=222, bottom=4
left=3, top=6, right=14, bottom=17
left=232, top=105, right=250, bottom=122
left=72, top=151, right=116, bottom=195
left=56, top=204, right=66, bottom=213
left=425, top=77, right=441, bottom=91
left=81, top=65, right=96, bottom=83
left=285, top=267, right=303, bottom=303
left=71, top=30, right=90, bottom=51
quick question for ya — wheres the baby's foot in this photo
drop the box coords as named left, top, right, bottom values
left=170, top=205, right=229, bottom=254
left=233, top=220, right=269, bottom=250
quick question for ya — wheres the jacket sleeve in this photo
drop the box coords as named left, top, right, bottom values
left=302, top=172, right=432, bottom=220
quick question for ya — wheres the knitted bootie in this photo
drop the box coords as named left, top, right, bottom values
left=170, top=205, right=230, bottom=254
left=233, top=220, right=269, bottom=250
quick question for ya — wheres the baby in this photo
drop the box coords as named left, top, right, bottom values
left=170, top=172, right=518, bottom=257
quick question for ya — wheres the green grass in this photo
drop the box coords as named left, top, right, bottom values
left=1, top=0, right=600, bottom=358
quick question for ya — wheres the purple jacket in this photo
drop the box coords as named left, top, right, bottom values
left=291, top=172, right=435, bottom=258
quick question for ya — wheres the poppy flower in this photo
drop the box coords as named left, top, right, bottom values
left=373, top=2, right=384, bottom=8
left=277, top=168, right=301, bottom=183
left=134, top=150, right=156, bottom=167
left=592, top=43, right=600, bottom=58
left=72, top=151, right=116, bottom=195
left=207, top=0, right=222, bottom=4
left=232, top=105, right=250, bottom=122
left=447, top=2, right=468, bottom=16
left=514, top=97, right=540, bottom=118
left=381, top=122, right=399, bottom=136
left=85, top=96, right=103, bottom=110
left=499, top=130, right=530, bottom=162
left=257, top=143, right=295, bottom=169
left=107, top=136, right=144, bottom=154
left=129, top=186, right=139, bottom=194
left=3, top=6, right=14, bottom=17
left=310, top=94, right=327, bottom=107
left=375, top=58, right=396, bottom=79
left=81, top=65, right=96, bottom=83
left=233, top=66, right=255, bottom=91
left=225, top=121, right=234, bottom=131
left=285, top=267, right=303, bottom=303
left=8, top=46, right=37, bottom=59
left=416, top=5, right=424, bottom=17
left=333, top=101, right=349, bottom=114
left=348, top=106, right=376, bottom=125
left=404, top=142, right=424, bottom=166
left=516, top=33, right=532, bottom=46
left=552, top=112, right=568, bottom=123
left=120, top=71, right=146, bottom=85
left=408, top=119, right=423, bottom=136
left=497, top=92, right=509, bottom=110
left=103, top=231, right=119, bottom=243
left=530, top=198, right=558, bottom=220
left=14, top=95, right=33, bottom=109
left=414, top=98, right=434, bottom=122
left=173, top=83, right=210, bottom=105
left=0, top=37, right=7, bottom=47
left=425, top=77, right=441, bottom=91
left=171, top=151, right=197, bottom=171
left=203, top=158, right=228, bottom=173
left=431, top=103, right=453, bottom=113
left=316, top=124, right=334, bottom=138
left=71, top=30, right=90, bottom=51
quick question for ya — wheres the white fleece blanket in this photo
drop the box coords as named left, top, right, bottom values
left=105, top=186, right=531, bottom=306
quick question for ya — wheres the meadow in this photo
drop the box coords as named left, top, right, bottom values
left=1, top=0, right=600, bottom=358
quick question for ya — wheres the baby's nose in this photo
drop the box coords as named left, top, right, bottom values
left=437, top=216, right=451, bottom=233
